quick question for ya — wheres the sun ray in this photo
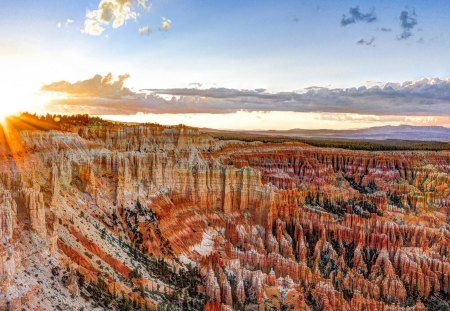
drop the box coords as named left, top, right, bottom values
left=0, top=114, right=65, bottom=191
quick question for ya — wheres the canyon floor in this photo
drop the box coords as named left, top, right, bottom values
left=0, top=116, right=449, bottom=311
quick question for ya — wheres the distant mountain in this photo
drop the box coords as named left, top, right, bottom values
left=245, top=125, right=450, bottom=141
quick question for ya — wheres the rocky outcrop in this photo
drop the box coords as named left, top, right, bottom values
left=17, top=188, right=46, bottom=237
left=0, top=191, right=16, bottom=241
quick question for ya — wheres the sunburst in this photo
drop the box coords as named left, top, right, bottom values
left=0, top=114, right=60, bottom=158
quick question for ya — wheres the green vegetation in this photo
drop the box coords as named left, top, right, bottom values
left=387, top=192, right=405, bottom=209
left=208, top=132, right=450, bottom=151
left=423, top=294, right=450, bottom=311
left=319, top=249, right=338, bottom=278
left=81, top=227, right=207, bottom=310
left=13, top=113, right=193, bottom=131
left=13, top=113, right=114, bottom=129
left=304, top=192, right=382, bottom=218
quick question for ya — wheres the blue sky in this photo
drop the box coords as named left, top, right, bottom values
left=0, top=0, right=449, bottom=129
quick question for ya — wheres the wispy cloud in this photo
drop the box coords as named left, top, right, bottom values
left=82, top=0, right=149, bottom=36
left=42, top=74, right=450, bottom=117
left=398, top=8, right=418, bottom=40
left=341, top=7, right=376, bottom=26
left=57, top=18, right=74, bottom=29
left=137, top=0, right=150, bottom=10
left=357, top=37, right=375, bottom=46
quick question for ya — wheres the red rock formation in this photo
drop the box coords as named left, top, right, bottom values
left=0, top=191, right=16, bottom=240
left=0, top=122, right=449, bottom=310
left=17, top=188, right=46, bottom=237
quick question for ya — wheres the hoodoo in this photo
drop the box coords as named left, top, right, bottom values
left=0, top=119, right=449, bottom=310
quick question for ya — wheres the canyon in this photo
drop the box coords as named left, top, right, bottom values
left=0, top=118, right=449, bottom=310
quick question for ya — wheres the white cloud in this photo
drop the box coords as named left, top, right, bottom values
left=82, top=0, right=148, bottom=36
left=138, top=0, right=150, bottom=10
left=57, top=18, right=74, bottom=29
left=138, top=25, right=151, bottom=35
left=82, top=19, right=105, bottom=36
left=159, top=17, right=171, bottom=31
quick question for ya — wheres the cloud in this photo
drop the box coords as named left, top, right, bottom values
left=144, top=78, right=450, bottom=116
left=42, top=75, right=450, bottom=117
left=83, top=19, right=105, bottom=35
left=379, top=27, right=392, bottom=32
left=159, top=17, right=171, bottom=31
left=57, top=18, right=74, bottom=29
left=341, top=7, right=376, bottom=26
left=41, top=73, right=134, bottom=99
left=189, top=82, right=203, bottom=88
left=137, top=0, right=150, bottom=10
left=357, top=37, right=375, bottom=46
left=138, top=25, right=151, bottom=35
left=398, top=8, right=418, bottom=40
left=82, top=0, right=148, bottom=36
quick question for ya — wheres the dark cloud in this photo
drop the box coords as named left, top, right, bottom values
left=41, top=73, right=134, bottom=99
left=341, top=7, right=376, bottom=26
left=357, top=37, right=375, bottom=46
left=143, top=87, right=270, bottom=99
left=398, top=8, right=418, bottom=40
left=42, top=75, right=450, bottom=117
left=379, top=27, right=392, bottom=32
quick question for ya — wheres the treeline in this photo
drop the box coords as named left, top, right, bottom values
left=14, top=112, right=113, bottom=129
left=12, top=113, right=195, bottom=131
left=208, top=132, right=450, bottom=151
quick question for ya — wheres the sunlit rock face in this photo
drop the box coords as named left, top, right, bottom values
left=0, top=122, right=449, bottom=310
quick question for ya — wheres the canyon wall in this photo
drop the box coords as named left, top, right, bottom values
left=0, top=123, right=449, bottom=310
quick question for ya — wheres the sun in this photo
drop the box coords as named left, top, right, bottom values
left=0, top=103, right=20, bottom=123
left=0, top=89, right=51, bottom=123
left=0, top=90, right=30, bottom=121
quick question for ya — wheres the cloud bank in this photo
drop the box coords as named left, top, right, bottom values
left=42, top=74, right=450, bottom=117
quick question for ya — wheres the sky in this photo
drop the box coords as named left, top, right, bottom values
left=0, top=0, right=449, bottom=130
